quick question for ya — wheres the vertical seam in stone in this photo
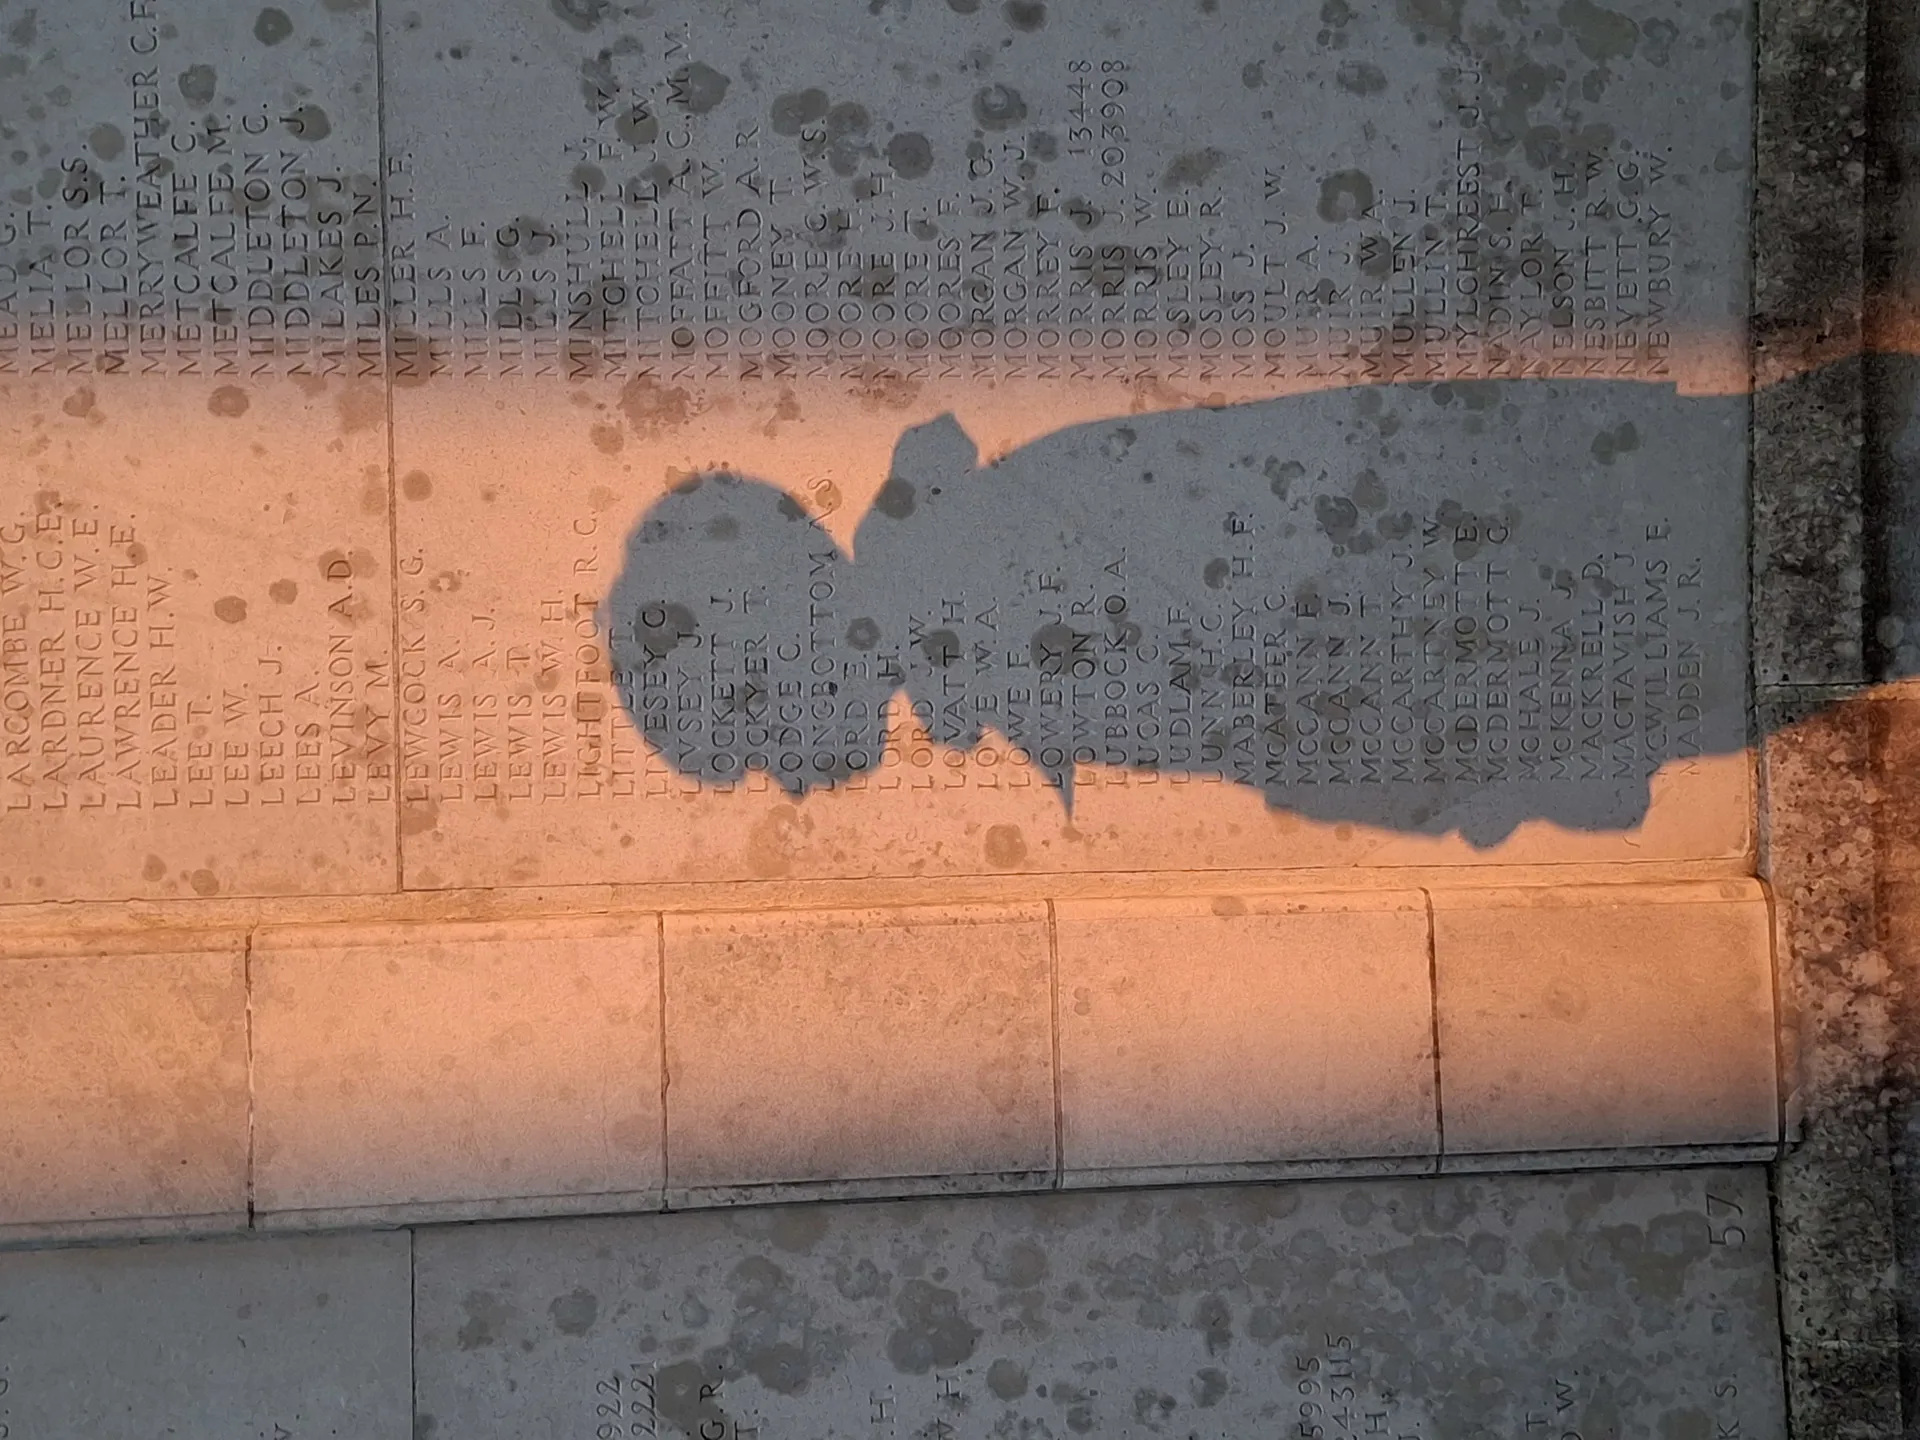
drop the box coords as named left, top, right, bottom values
left=657, top=911, right=671, bottom=1210
left=375, top=0, right=403, bottom=894
left=1047, top=899, right=1064, bottom=1191
left=408, top=1227, right=419, bottom=1437
left=243, top=925, right=257, bottom=1227
left=1423, top=888, right=1445, bottom=1165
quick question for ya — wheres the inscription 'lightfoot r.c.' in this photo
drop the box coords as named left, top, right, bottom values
left=605, top=379, right=1747, bottom=847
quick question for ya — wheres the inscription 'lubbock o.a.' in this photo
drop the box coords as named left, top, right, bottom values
left=606, top=381, right=1745, bottom=847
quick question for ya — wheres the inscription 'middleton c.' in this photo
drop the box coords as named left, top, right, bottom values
left=605, top=380, right=1746, bottom=847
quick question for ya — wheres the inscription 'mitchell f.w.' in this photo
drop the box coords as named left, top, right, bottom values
left=606, top=380, right=1747, bottom=848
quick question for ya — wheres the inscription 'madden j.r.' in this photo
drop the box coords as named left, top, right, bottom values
left=606, top=380, right=1747, bottom=847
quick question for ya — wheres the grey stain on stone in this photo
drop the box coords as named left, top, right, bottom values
left=88, top=124, right=123, bottom=160
left=971, top=84, right=1027, bottom=128
left=1317, top=169, right=1374, bottom=221
left=456, top=1290, right=510, bottom=1351
left=548, top=1288, right=598, bottom=1336
left=1163, top=148, right=1223, bottom=189
left=253, top=6, right=293, bottom=43
left=1591, top=421, right=1641, bottom=464
left=671, top=62, right=730, bottom=114
left=886, top=1278, right=980, bottom=1374
left=770, top=88, right=829, bottom=135
left=885, top=131, right=934, bottom=178
left=284, top=103, right=330, bottom=140
left=178, top=64, right=216, bottom=105
left=550, top=0, right=611, bottom=30
left=987, top=1358, right=1029, bottom=1399
left=1337, top=60, right=1388, bottom=94
left=1558, top=0, right=1639, bottom=61
left=873, top=474, right=916, bottom=518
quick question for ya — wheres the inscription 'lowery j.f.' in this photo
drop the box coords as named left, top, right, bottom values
left=605, top=380, right=1747, bottom=847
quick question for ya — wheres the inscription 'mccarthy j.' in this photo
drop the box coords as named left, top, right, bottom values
left=606, top=379, right=1747, bottom=847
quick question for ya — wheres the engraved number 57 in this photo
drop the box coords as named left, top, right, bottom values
left=1706, top=1190, right=1746, bottom=1247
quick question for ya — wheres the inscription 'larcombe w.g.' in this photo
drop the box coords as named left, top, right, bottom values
left=605, top=380, right=1747, bottom=847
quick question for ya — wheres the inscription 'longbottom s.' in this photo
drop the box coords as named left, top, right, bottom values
left=604, top=380, right=1746, bottom=846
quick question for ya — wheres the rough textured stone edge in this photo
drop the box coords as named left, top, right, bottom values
left=1754, top=0, right=1920, bottom=1428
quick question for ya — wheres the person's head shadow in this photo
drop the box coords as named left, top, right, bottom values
left=608, top=375, right=1766, bottom=847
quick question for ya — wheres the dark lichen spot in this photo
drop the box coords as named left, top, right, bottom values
left=1241, top=61, right=1265, bottom=87
left=284, top=103, right=330, bottom=140
left=1315, top=494, right=1361, bottom=539
left=874, top=473, right=917, bottom=518
left=771, top=88, right=829, bottom=135
left=919, top=628, right=960, bottom=666
left=988, top=1359, right=1029, bottom=1399
left=1163, top=148, right=1223, bottom=189
left=549, top=1288, right=599, bottom=1336
left=885, top=131, right=934, bottom=178
left=189, top=867, right=220, bottom=897
left=1558, top=0, right=1638, bottom=61
left=1203, top=558, right=1230, bottom=589
left=208, top=385, right=250, bottom=418
left=887, top=1278, right=981, bottom=1374
left=253, top=7, right=293, bottom=43
left=89, top=124, right=125, bottom=160
left=1352, top=467, right=1387, bottom=510
left=971, top=84, right=1027, bottom=129
left=1003, top=0, right=1046, bottom=29
left=269, top=579, right=299, bottom=604
left=1591, top=420, right=1640, bottom=464
left=1191, top=1368, right=1229, bottom=1407
left=616, top=105, right=659, bottom=148
left=550, top=0, right=611, bottom=31
left=984, top=824, right=1027, bottom=867
left=633, top=601, right=697, bottom=661
left=1265, top=456, right=1305, bottom=498
left=671, top=61, right=730, bottom=114
left=1336, top=60, right=1387, bottom=93
left=705, top=516, right=739, bottom=540
left=178, top=64, right=217, bottom=105
left=214, top=595, right=248, bottom=623
left=1317, top=169, right=1375, bottom=222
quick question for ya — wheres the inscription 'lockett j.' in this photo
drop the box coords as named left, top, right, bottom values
left=606, top=380, right=1747, bottom=846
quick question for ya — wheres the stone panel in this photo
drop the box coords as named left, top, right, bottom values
left=1055, top=892, right=1435, bottom=1181
left=251, top=916, right=663, bottom=1226
left=1433, top=880, right=1779, bottom=1154
left=413, top=1167, right=1785, bottom=1440
left=0, top=934, right=247, bottom=1241
left=662, top=905, right=1054, bottom=1195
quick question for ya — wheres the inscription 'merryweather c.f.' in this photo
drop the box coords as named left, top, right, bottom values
left=606, top=380, right=1745, bottom=847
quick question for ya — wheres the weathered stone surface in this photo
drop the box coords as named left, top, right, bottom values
left=0, top=0, right=393, bottom=903
left=1761, top=691, right=1902, bottom=1437
left=663, top=905, right=1054, bottom=1196
left=251, top=917, right=664, bottom=1226
left=1055, top=893, right=1436, bottom=1180
left=0, top=1230, right=410, bottom=1438
left=413, top=1167, right=1786, bottom=1440
left=1433, top=880, right=1779, bottom=1155
left=0, top=935, right=248, bottom=1241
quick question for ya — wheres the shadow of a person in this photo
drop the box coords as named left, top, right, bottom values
left=606, top=378, right=1749, bottom=847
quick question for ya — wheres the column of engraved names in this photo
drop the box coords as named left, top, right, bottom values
left=1, top=510, right=388, bottom=820
left=0, top=7, right=381, bottom=378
